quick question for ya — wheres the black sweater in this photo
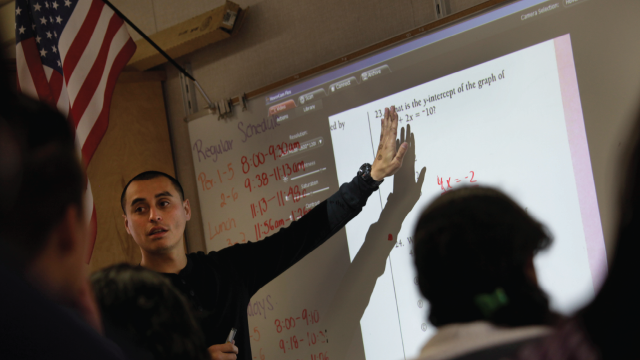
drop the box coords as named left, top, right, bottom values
left=161, top=175, right=377, bottom=360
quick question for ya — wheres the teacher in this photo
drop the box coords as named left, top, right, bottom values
left=119, top=107, right=407, bottom=360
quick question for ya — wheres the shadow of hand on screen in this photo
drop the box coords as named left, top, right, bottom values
left=326, top=125, right=426, bottom=360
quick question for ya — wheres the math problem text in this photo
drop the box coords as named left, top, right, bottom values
left=438, top=171, right=478, bottom=194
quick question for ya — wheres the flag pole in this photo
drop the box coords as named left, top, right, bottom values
left=100, top=0, right=215, bottom=109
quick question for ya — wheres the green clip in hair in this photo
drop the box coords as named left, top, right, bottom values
left=474, top=288, right=509, bottom=318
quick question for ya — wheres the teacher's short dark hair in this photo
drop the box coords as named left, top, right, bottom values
left=120, top=171, right=185, bottom=214
left=413, top=186, right=555, bottom=327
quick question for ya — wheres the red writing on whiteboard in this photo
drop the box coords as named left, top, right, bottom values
left=250, top=191, right=287, bottom=218
left=220, top=188, right=238, bottom=207
left=274, top=309, right=320, bottom=334
left=243, top=161, right=306, bottom=192
left=310, top=351, right=329, bottom=360
left=291, top=206, right=311, bottom=220
left=275, top=161, right=306, bottom=181
left=438, top=171, right=478, bottom=194
left=288, top=185, right=308, bottom=203
left=241, top=141, right=301, bottom=173
left=208, top=218, right=236, bottom=240
left=254, top=218, right=288, bottom=240
left=245, top=173, right=270, bottom=192
left=275, top=309, right=326, bottom=355
left=279, top=334, right=328, bottom=354
left=250, top=327, right=261, bottom=342
left=197, top=163, right=234, bottom=191
left=226, top=232, right=246, bottom=247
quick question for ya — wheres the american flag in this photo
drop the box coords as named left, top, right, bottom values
left=15, top=0, right=136, bottom=262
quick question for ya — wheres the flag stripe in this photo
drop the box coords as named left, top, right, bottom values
left=76, top=22, right=129, bottom=152
left=62, top=0, right=103, bottom=88
left=44, top=66, right=54, bottom=81
left=67, top=4, right=114, bottom=108
left=15, top=43, right=37, bottom=98
left=49, top=70, right=64, bottom=105
left=81, top=38, right=136, bottom=165
left=71, top=12, right=122, bottom=127
left=56, top=79, right=70, bottom=118
left=58, top=0, right=93, bottom=64
left=18, top=39, right=51, bottom=102
left=84, top=179, right=95, bottom=226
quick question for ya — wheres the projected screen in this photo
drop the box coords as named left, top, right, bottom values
left=189, top=0, right=640, bottom=359
left=328, top=35, right=596, bottom=359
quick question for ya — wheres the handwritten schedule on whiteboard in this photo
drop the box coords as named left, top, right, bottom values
left=189, top=115, right=339, bottom=250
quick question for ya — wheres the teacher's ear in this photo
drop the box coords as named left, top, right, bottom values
left=183, top=198, right=192, bottom=220
left=123, top=214, right=132, bottom=235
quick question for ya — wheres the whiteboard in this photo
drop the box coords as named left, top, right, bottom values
left=188, top=95, right=351, bottom=360
left=185, top=1, right=616, bottom=359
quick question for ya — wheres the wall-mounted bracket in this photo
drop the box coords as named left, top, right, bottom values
left=179, top=63, right=199, bottom=117
left=434, top=0, right=452, bottom=19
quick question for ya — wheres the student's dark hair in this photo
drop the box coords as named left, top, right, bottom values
left=0, top=95, right=84, bottom=268
left=121, top=171, right=184, bottom=213
left=581, top=111, right=640, bottom=358
left=91, top=264, right=209, bottom=360
left=413, top=187, right=556, bottom=327
left=0, top=119, right=21, bottom=217
left=0, top=58, right=20, bottom=215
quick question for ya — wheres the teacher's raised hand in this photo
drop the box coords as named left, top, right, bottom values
left=370, top=106, right=409, bottom=181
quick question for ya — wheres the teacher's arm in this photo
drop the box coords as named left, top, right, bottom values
left=218, top=107, right=408, bottom=295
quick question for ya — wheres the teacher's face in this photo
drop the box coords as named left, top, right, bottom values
left=123, top=177, right=191, bottom=255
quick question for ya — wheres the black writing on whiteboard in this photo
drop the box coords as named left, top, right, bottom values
left=238, top=117, right=280, bottom=143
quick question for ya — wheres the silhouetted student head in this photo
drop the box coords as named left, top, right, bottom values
left=0, top=95, right=87, bottom=302
left=0, top=118, right=21, bottom=219
left=413, top=187, right=556, bottom=328
left=91, top=264, right=209, bottom=360
left=0, top=61, right=23, bottom=234
left=579, top=110, right=640, bottom=359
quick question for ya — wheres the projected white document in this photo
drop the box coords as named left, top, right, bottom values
left=328, top=35, right=604, bottom=359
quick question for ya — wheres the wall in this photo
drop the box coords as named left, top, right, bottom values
left=106, top=0, right=486, bottom=251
